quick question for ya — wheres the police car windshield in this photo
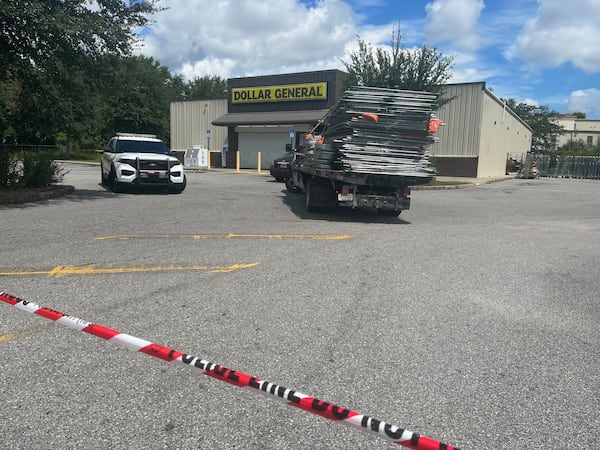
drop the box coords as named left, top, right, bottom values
left=116, top=140, right=169, bottom=154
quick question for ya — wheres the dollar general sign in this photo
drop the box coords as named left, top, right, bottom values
left=231, top=82, right=327, bottom=103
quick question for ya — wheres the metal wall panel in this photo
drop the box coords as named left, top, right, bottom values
left=430, top=83, right=484, bottom=158
left=170, top=99, right=228, bottom=152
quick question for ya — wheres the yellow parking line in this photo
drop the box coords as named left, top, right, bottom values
left=0, top=325, right=50, bottom=343
left=0, top=331, right=28, bottom=343
left=0, top=262, right=260, bottom=278
left=94, top=233, right=354, bottom=241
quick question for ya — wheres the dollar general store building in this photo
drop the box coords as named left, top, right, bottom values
left=170, top=69, right=532, bottom=178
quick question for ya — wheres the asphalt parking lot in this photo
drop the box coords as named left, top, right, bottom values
left=1, top=163, right=599, bottom=449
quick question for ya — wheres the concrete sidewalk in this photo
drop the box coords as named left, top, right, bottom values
left=416, top=174, right=515, bottom=189
left=194, top=166, right=516, bottom=189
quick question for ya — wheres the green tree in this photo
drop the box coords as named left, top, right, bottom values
left=93, top=55, right=174, bottom=142
left=557, top=139, right=600, bottom=155
left=503, top=99, right=563, bottom=152
left=168, top=75, right=188, bottom=103
left=0, top=0, right=159, bottom=77
left=5, top=67, right=61, bottom=144
left=0, top=0, right=161, bottom=144
left=0, top=76, right=19, bottom=143
left=343, top=27, right=454, bottom=108
left=4, top=61, right=95, bottom=146
left=184, top=75, right=228, bottom=100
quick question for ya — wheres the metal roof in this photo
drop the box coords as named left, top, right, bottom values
left=212, top=109, right=330, bottom=126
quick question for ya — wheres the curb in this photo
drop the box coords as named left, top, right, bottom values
left=412, top=183, right=474, bottom=191
left=0, top=185, right=75, bottom=205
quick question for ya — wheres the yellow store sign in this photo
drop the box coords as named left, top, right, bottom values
left=232, top=82, right=327, bottom=103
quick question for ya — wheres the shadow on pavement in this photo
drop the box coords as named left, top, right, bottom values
left=278, top=184, right=411, bottom=224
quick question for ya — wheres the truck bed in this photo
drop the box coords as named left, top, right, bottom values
left=293, top=158, right=434, bottom=187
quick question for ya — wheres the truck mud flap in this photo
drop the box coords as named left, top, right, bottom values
left=306, top=179, right=336, bottom=211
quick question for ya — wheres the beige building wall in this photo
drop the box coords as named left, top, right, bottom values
left=478, top=92, right=532, bottom=177
left=554, top=118, right=600, bottom=147
left=430, top=82, right=531, bottom=177
left=430, top=83, right=483, bottom=158
left=170, top=99, right=228, bottom=152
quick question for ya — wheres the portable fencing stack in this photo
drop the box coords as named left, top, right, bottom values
left=314, top=86, right=440, bottom=182
left=554, top=155, right=600, bottom=179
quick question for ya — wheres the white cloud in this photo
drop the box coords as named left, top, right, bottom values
left=514, top=0, right=600, bottom=72
left=424, top=0, right=485, bottom=51
left=131, top=0, right=598, bottom=118
left=179, top=57, right=237, bottom=80
left=137, top=0, right=357, bottom=79
left=444, top=49, right=495, bottom=82
left=566, top=89, right=600, bottom=116
left=449, top=66, right=494, bottom=83
left=521, top=98, right=539, bottom=106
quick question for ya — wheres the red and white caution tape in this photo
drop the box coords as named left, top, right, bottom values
left=0, top=292, right=460, bottom=450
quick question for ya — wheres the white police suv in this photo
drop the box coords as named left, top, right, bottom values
left=101, top=133, right=186, bottom=193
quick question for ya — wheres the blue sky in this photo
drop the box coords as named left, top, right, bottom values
left=139, top=0, right=600, bottom=117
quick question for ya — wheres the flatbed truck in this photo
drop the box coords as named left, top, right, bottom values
left=284, top=86, right=441, bottom=215
left=285, top=148, right=432, bottom=216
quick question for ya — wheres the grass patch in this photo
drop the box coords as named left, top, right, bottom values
left=50, top=149, right=102, bottom=162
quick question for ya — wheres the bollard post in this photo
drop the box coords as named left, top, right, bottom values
left=257, top=151, right=262, bottom=174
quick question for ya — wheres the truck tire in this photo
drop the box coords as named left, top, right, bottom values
left=305, top=179, right=317, bottom=212
left=109, top=169, right=122, bottom=193
left=100, top=165, right=107, bottom=186
left=169, top=175, right=186, bottom=194
left=285, top=177, right=301, bottom=193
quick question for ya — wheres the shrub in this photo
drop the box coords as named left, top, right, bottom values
left=0, top=149, right=65, bottom=188
left=20, top=152, right=65, bottom=188
left=0, top=149, right=20, bottom=187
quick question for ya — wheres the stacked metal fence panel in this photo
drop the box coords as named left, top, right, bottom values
left=317, top=86, right=438, bottom=179
left=554, top=155, right=600, bottom=179
left=555, top=155, right=574, bottom=178
left=524, top=153, right=551, bottom=176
